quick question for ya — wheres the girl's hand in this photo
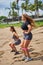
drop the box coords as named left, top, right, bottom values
left=24, top=31, right=29, bottom=34
left=22, top=30, right=28, bottom=33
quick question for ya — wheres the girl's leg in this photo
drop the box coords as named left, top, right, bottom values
left=13, top=44, right=17, bottom=52
left=13, top=44, right=20, bottom=55
left=9, top=43, right=14, bottom=50
left=20, top=40, right=24, bottom=48
left=20, top=40, right=27, bottom=57
left=9, top=43, right=17, bottom=51
left=23, top=40, right=32, bottom=62
left=23, top=40, right=31, bottom=58
left=9, top=43, right=19, bottom=54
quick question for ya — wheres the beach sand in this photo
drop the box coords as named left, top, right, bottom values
left=0, top=27, right=43, bottom=65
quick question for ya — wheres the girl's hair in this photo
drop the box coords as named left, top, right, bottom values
left=22, top=14, right=35, bottom=27
left=10, top=26, right=16, bottom=32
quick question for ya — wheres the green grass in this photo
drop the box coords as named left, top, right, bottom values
left=35, top=21, right=43, bottom=27
left=0, top=21, right=43, bottom=28
left=0, top=22, right=22, bottom=28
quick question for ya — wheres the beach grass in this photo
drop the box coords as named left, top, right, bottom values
left=35, top=20, right=43, bottom=27
left=0, top=22, right=22, bottom=28
left=0, top=21, right=43, bottom=28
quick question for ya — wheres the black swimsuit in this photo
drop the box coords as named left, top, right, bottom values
left=21, top=21, right=32, bottom=40
left=12, top=34, right=21, bottom=45
left=21, top=21, right=31, bottom=30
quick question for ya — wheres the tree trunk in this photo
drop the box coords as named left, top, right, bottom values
left=34, top=0, right=39, bottom=18
left=22, top=9, right=23, bottom=14
left=35, top=10, right=39, bottom=18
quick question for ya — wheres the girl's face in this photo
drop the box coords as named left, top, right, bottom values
left=22, top=15, right=26, bottom=22
left=10, top=28, right=13, bottom=32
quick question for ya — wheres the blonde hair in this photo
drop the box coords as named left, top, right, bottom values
left=22, top=14, right=35, bottom=28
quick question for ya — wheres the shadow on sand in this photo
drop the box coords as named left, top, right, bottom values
left=13, top=50, right=43, bottom=62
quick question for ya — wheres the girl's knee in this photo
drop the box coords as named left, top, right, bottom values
left=11, top=44, right=14, bottom=47
left=9, top=43, right=11, bottom=46
left=20, top=41, right=24, bottom=48
left=20, top=44, right=23, bottom=48
left=9, top=43, right=14, bottom=48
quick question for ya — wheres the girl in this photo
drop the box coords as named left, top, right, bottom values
left=9, top=26, right=21, bottom=55
left=21, top=14, right=35, bottom=62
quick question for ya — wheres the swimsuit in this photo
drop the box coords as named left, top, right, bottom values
left=12, top=35, right=21, bottom=45
left=21, top=21, right=32, bottom=40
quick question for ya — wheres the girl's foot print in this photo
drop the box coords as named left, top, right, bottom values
left=14, top=52, right=20, bottom=55
left=21, top=56, right=27, bottom=61
left=11, top=50, right=15, bottom=52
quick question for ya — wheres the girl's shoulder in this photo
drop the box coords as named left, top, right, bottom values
left=13, top=32, right=16, bottom=35
left=26, top=21, right=31, bottom=26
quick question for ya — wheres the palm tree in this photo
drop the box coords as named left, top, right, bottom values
left=24, top=0, right=29, bottom=12
left=8, top=10, right=11, bottom=18
left=34, top=0, right=39, bottom=17
left=11, top=1, right=18, bottom=18
left=28, top=4, right=35, bottom=17
left=16, top=0, right=19, bottom=16
left=21, top=0, right=30, bottom=14
left=38, top=0, right=43, bottom=10
left=5, top=1, right=17, bottom=18
left=21, top=3, right=25, bottom=14
left=34, top=0, right=43, bottom=17
left=29, top=0, right=43, bottom=17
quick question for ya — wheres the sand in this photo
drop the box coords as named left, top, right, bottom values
left=0, top=27, right=43, bottom=65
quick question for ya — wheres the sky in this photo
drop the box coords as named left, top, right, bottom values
left=0, top=0, right=43, bottom=17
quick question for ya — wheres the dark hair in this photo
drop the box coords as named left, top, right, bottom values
left=10, top=26, right=16, bottom=32
left=22, top=14, right=35, bottom=27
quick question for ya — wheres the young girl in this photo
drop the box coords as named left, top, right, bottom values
left=21, top=14, right=35, bottom=62
left=9, top=26, right=21, bottom=55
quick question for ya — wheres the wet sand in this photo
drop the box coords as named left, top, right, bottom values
left=0, top=27, right=43, bottom=65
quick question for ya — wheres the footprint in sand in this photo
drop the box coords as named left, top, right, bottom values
left=29, top=48, right=35, bottom=52
left=35, top=40, right=40, bottom=44
left=13, top=55, right=22, bottom=59
left=39, top=32, right=43, bottom=33
left=0, top=51, right=5, bottom=58
left=14, top=59, right=22, bottom=62
left=31, top=52, right=41, bottom=57
left=40, top=50, right=43, bottom=55
left=36, top=42, right=40, bottom=44
left=30, top=45, right=33, bottom=47
left=0, top=60, right=1, bottom=62
left=35, top=39, right=39, bottom=41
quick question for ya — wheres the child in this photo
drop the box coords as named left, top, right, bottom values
left=21, top=14, right=35, bottom=62
left=9, top=26, right=21, bottom=55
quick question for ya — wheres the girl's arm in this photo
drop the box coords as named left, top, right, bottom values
left=13, top=32, right=19, bottom=39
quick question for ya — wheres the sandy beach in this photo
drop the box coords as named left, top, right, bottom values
left=0, top=27, right=43, bottom=65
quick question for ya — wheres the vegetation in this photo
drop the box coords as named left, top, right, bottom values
left=0, top=22, right=21, bottom=28
left=35, top=20, right=43, bottom=27
left=0, top=16, right=7, bottom=20
left=0, top=21, right=43, bottom=28
left=33, top=0, right=43, bottom=17
left=0, top=0, right=43, bottom=28
left=5, top=0, right=43, bottom=18
left=21, top=0, right=43, bottom=17
left=21, top=0, right=30, bottom=13
left=6, top=1, right=18, bottom=18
